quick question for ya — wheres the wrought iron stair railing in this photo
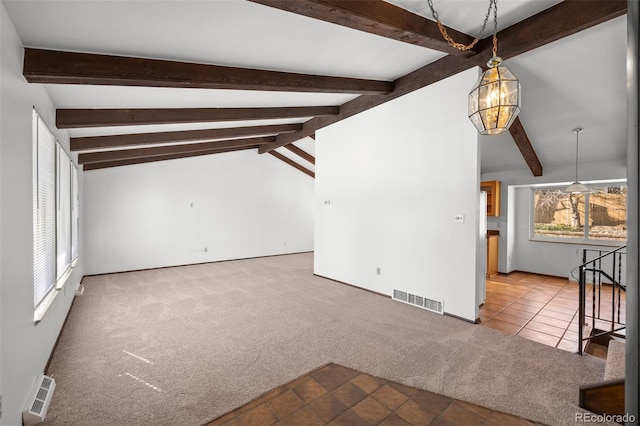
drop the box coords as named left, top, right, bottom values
left=572, top=245, right=627, bottom=355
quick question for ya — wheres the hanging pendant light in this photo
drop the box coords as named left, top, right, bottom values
left=565, top=128, right=590, bottom=193
left=467, top=0, right=520, bottom=135
left=468, top=56, right=521, bottom=135
left=427, top=0, right=521, bottom=135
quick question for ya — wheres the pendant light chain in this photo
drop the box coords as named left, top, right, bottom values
left=427, top=0, right=497, bottom=52
left=492, top=0, right=498, bottom=58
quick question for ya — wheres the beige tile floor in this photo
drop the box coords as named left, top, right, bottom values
left=480, top=272, right=626, bottom=353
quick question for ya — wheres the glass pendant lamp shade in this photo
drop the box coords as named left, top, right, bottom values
left=426, top=0, right=518, bottom=135
left=565, top=182, right=591, bottom=193
left=468, top=58, right=521, bottom=135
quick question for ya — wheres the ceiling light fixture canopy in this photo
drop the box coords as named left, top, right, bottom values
left=428, top=0, right=521, bottom=135
left=565, top=127, right=590, bottom=193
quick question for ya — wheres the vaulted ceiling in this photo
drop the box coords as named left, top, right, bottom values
left=3, top=0, right=628, bottom=177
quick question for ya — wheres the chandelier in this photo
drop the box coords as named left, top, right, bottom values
left=428, top=0, right=521, bottom=135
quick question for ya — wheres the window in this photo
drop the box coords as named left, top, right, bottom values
left=72, top=165, right=79, bottom=262
left=33, top=109, right=57, bottom=308
left=532, top=184, right=627, bottom=243
left=56, top=145, right=72, bottom=284
left=33, top=108, right=79, bottom=316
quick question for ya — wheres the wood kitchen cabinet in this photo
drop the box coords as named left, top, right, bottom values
left=486, top=233, right=499, bottom=278
left=481, top=180, right=501, bottom=217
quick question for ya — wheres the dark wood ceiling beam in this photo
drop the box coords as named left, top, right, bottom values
left=269, top=151, right=315, bottom=178
left=508, top=117, right=543, bottom=177
left=79, top=136, right=275, bottom=164
left=284, top=144, right=315, bottom=165
left=260, top=54, right=470, bottom=152
left=71, top=123, right=301, bottom=151
left=83, top=145, right=257, bottom=171
left=260, top=0, right=627, bottom=154
left=248, top=0, right=476, bottom=56
left=57, top=106, right=339, bottom=128
left=23, top=48, right=393, bottom=95
left=471, top=0, right=627, bottom=67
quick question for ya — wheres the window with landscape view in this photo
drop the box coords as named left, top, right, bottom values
left=531, top=185, right=627, bottom=243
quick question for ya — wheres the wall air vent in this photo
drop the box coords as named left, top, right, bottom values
left=393, top=289, right=443, bottom=314
left=23, top=373, right=55, bottom=426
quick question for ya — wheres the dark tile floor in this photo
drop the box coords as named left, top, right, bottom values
left=206, top=363, right=543, bottom=426
left=480, top=272, right=625, bottom=353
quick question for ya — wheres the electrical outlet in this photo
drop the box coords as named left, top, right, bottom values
left=454, top=214, right=465, bottom=223
left=204, top=247, right=208, bottom=252
left=324, top=200, right=331, bottom=205
left=376, top=267, right=381, bottom=275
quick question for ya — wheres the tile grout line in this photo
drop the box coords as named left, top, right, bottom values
left=557, top=309, right=581, bottom=350
left=487, top=277, right=575, bottom=348
left=541, top=281, right=581, bottom=351
left=512, top=280, right=573, bottom=338
left=209, top=362, right=545, bottom=425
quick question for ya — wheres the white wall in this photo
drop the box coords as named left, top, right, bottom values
left=482, top=159, right=627, bottom=276
left=1, top=4, right=83, bottom=424
left=0, top=7, right=3, bottom=417
left=84, top=151, right=314, bottom=274
left=315, top=68, right=481, bottom=322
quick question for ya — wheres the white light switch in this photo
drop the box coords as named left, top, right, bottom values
left=454, top=214, right=465, bottom=223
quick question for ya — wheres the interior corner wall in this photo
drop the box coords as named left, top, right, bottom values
left=314, top=68, right=481, bottom=322
left=83, top=151, right=314, bottom=275
left=1, top=4, right=83, bottom=425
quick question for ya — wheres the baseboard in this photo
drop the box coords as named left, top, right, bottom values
left=313, top=273, right=390, bottom=299
left=84, top=251, right=314, bottom=278
left=499, top=270, right=569, bottom=281
left=443, top=312, right=477, bottom=324
left=44, top=278, right=82, bottom=374
left=314, top=274, right=478, bottom=324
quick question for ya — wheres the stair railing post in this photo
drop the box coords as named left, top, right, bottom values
left=612, top=248, right=617, bottom=329
left=596, top=250, right=602, bottom=321
left=579, top=264, right=585, bottom=355
left=617, top=251, right=622, bottom=324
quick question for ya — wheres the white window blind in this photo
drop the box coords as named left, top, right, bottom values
left=57, top=146, right=72, bottom=281
left=33, top=109, right=57, bottom=308
left=71, top=165, right=79, bottom=261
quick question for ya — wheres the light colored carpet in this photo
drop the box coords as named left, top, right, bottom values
left=604, top=340, right=625, bottom=381
left=44, top=253, right=611, bottom=425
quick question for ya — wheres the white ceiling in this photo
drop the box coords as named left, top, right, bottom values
left=387, top=0, right=562, bottom=34
left=2, top=0, right=628, bottom=174
left=481, top=14, right=627, bottom=173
